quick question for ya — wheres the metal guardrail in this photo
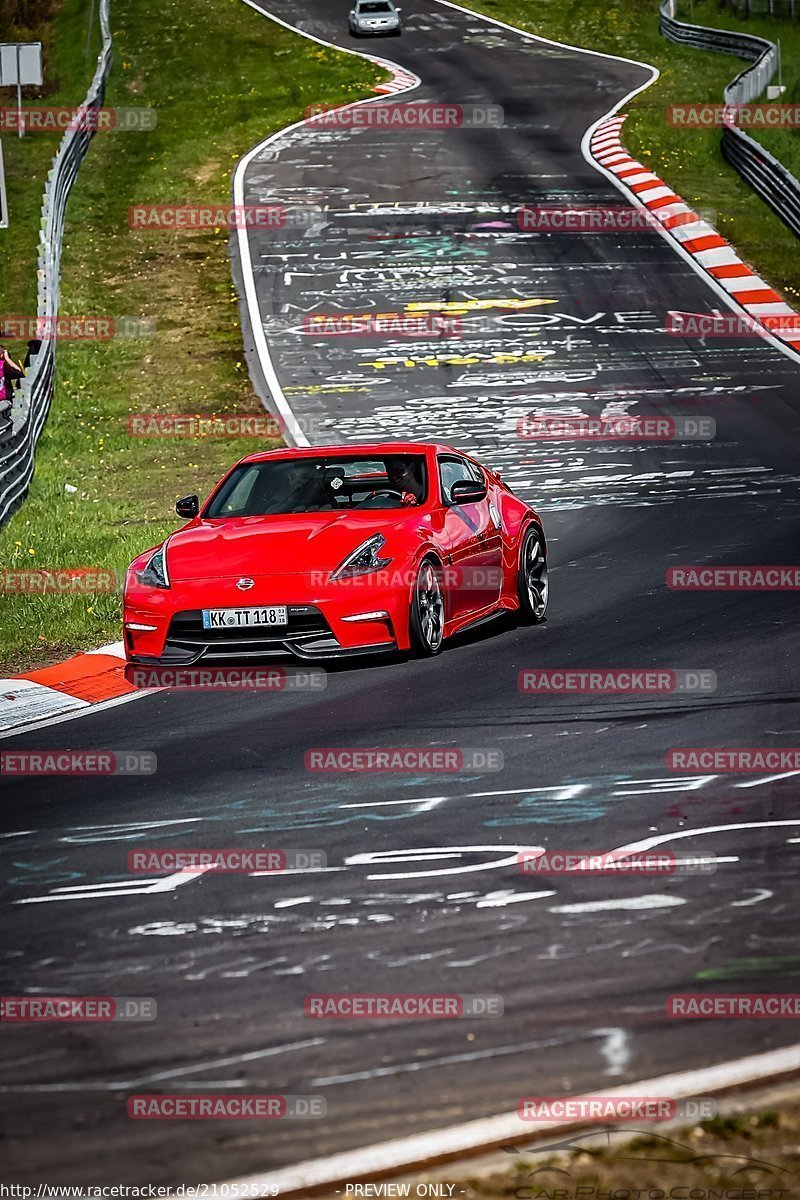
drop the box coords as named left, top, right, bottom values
left=0, top=0, right=113, bottom=527
left=659, top=0, right=800, bottom=239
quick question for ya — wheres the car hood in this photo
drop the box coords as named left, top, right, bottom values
left=165, top=511, right=418, bottom=582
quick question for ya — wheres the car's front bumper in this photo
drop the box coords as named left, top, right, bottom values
left=123, top=573, right=413, bottom=663
left=352, top=20, right=400, bottom=33
left=125, top=604, right=398, bottom=664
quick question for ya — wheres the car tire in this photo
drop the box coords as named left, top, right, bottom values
left=410, top=557, right=445, bottom=656
left=517, top=525, right=548, bottom=624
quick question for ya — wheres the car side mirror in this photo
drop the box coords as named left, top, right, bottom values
left=449, top=479, right=487, bottom=505
left=176, top=494, right=199, bottom=519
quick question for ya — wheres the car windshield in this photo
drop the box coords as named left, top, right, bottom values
left=359, top=2, right=392, bottom=12
left=205, top=455, right=428, bottom=517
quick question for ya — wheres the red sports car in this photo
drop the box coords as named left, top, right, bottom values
left=123, top=442, right=548, bottom=663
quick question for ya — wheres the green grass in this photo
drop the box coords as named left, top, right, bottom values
left=0, top=0, right=385, bottom=675
left=458, top=0, right=800, bottom=305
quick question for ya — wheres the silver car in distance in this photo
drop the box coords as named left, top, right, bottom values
left=349, top=0, right=402, bottom=36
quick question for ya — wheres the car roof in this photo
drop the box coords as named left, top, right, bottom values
left=237, top=441, right=462, bottom=466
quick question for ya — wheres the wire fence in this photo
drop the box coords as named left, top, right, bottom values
left=0, top=0, right=113, bottom=527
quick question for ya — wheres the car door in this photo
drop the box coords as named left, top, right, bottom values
left=437, top=455, right=502, bottom=619
left=470, top=458, right=504, bottom=605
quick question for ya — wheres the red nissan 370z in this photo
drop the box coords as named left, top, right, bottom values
left=123, top=441, right=548, bottom=663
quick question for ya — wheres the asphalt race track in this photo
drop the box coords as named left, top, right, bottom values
left=2, top=0, right=800, bottom=1185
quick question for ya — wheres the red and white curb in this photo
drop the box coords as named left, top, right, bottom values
left=217, top=1043, right=800, bottom=1197
left=589, top=115, right=800, bottom=356
left=373, top=64, right=418, bottom=95
left=0, top=642, right=137, bottom=737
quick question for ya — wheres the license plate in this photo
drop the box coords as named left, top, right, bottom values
left=202, top=606, right=288, bottom=629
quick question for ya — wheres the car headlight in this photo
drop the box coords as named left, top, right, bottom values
left=331, top=533, right=392, bottom=581
left=137, top=542, right=170, bottom=589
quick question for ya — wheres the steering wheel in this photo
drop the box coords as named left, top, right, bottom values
left=355, top=487, right=404, bottom=508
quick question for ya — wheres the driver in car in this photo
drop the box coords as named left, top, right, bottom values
left=386, top=457, right=424, bottom=504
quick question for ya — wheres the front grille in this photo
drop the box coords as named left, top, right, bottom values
left=163, top=606, right=335, bottom=661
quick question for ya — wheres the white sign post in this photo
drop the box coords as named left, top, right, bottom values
left=0, top=43, right=44, bottom=138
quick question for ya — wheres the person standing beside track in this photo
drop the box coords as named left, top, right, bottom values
left=0, top=344, right=25, bottom=408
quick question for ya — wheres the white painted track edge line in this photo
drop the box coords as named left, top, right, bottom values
left=233, top=0, right=422, bottom=448
left=215, top=1044, right=800, bottom=1194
